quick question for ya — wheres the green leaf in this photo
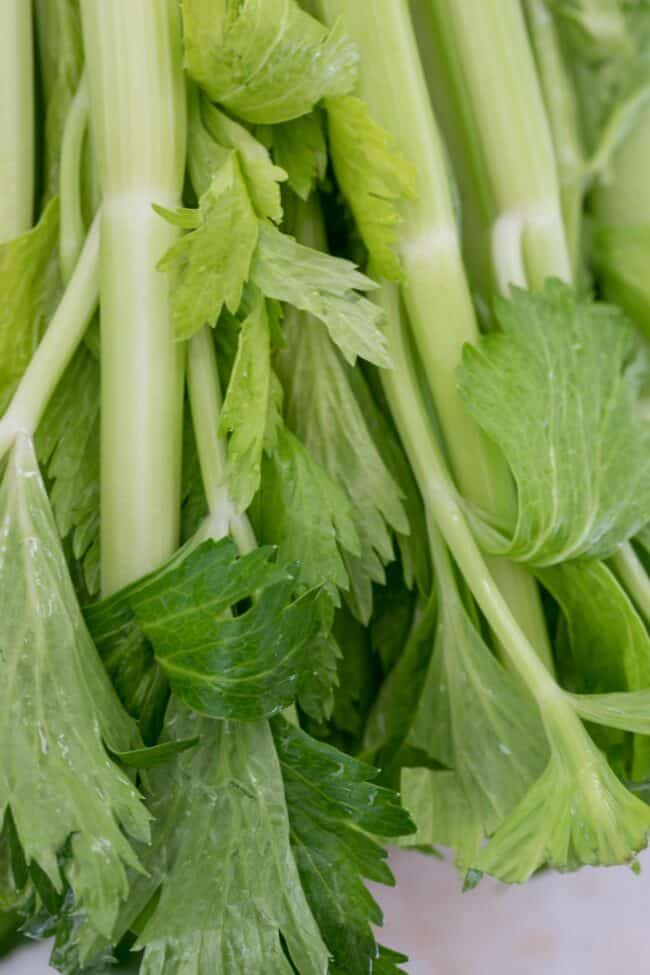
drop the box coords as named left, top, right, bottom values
left=593, top=223, right=650, bottom=339
left=369, top=565, right=420, bottom=674
left=34, top=0, right=84, bottom=199
left=0, top=198, right=60, bottom=414
left=537, top=559, right=650, bottom=694
left=182, top=0, right=357, bottom=124
left=570, top=687, right=650, bottom=735
left=366, top=531, right=546, bottom=868
left=129, top=538, right=323, bottom=721
left=109, top=737, right=199, bottom=770
left=474, top=740, right=650, bottom=881
left=200, top=97, right=287, bottom=222
left=269, top=111, right=328, bottom=201
left=326, top=95, right=417, bottom=281
left=271, top=716, right=413, bottom=975
left=0, top=814, right=29, bottom=915
left=84, top=575, right=168, bottom=746
left=257, top=423, right=360, bottom=596
left=538, top=558, right=650, bottom=776
left=407, top=578, right=546, bottom=850
left=329, top=608, right=377, bottom=747
left=220, top=290, right=283, bottom=510
left=277, top=310, right=407, bottom=622
left=134, top=705, right=330, bottom=975
left=459, top=280, right=650, bottom=564
left=0, top=435, right=149, bottom=939
left=296, top=593, right=342, bottom=724
left=251, top=223, right=388, bottom=366
left=400, top=769, right=482, bottom=869
left=159, top=152, right=258, bottom=340
left=363, top=593, right=437, bottom=768
left=36, top=344, right=100, bottom=596
left=373, top=945, right=409, bottom=975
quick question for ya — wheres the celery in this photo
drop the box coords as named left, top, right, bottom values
left=81, top=0, right=187, bottom=593
left=0, top=0, right=33, bottom=242
left=429, top=0, right=571, bottom=289
left=318, top=0, right=552, bottom=662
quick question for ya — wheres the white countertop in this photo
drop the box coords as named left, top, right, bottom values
left=3, top=848, right=647, bottom=974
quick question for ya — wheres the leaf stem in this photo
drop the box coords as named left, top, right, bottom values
left=0, top=215, right=100, bottom=461
left=188, top=328, right=256, bottom=555
left=60, top=70, right=90, bottom=283
left=378, top=285, right=561, bottom=703
left=611, top=542, right=650, bottom=626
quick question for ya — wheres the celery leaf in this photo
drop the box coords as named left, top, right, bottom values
left=36, top=345, right=100, bottom=596
left=251, top=223, right=389, bottom=366
left=269, top=112, right=328, bottom=201
left=0, top=435, right=149, bottom=939
left=271, top=715, right=413, bottom=975
left=0, top=198, right=60, bottom=413
left=537, top=559, right=650, bottom=777
left=459, top=280, right=650, bottom=564
left=474, top=739, right=650, bottom=881
left=159, top=152, right=258, bottom=340
left=123, top=538, right=321, bottom=721
left=326, top=95, right=417, bottom=281
left=257, top=423, right=360, bottom=596
left=134, top=706, right=330, bottom=975
left=200, top=98, right=287, bottom=222
left=182, top=0, right=357, bottom=124
left=277, top=310, right=408, bottom=622
left=220, top=290, right=283, bottom=510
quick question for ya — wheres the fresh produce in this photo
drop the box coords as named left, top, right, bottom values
left=3, top=0, right=650, bottom=972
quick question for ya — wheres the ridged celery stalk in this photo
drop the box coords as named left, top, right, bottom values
left=318, top=0, right=552, bottom=664
left=81, top=0, right=187, bottom=593
left=524, top=0, right=587, bottom=272
left=428, top=0, right=571, bottom=290
left=0, top=0, right=33, bottom=242
left=377, top=284, right=563, bottom=709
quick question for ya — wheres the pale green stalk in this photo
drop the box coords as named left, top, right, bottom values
left=81, top=0, right=187, bottom=594
left=318, top=0, right=552, bottom=665
left=0, top=0, right=33, bottom=242
left=378, top=285, right=562, bottom=706
left=60, top=71, right=90, bottom=282
left=0, top=216, right=100, bottom=461
left=428, top=0, right=571, bottom=290
left=524, top=0, right=587, bottom=271
left=188, top=328, right=256, bottom=555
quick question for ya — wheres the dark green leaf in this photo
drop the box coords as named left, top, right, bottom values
left=272, top=716, right=413, bottom=975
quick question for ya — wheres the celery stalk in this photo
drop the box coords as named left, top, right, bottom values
left=0, top=0, right=33, bottom=242
left=81, top=0, right=187, bottom=593
left=318, top=0, right=553, bottom=665
left=524, top=0, right=587, bottom=272
left=428, top=0, right=571, bottom=289
left=377, top=285, right=560, bottom=704
left=59, top=71, right=90, bottom=283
